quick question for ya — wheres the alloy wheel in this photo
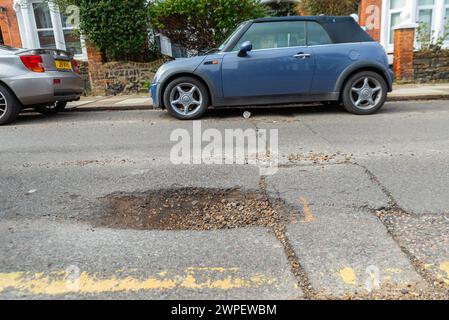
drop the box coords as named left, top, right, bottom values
left=169, top=83, right=203, bottom=116
left=350, top=77, right=383, bottom=110
left=0, top=91, right=7, bottom=120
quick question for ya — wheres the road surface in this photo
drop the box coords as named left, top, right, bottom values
left=1, top=101, right=449, bottom=299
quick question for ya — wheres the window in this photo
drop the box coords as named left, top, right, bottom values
left=233, top=21, right=306, bottom=51
left=0, top=27, right=4, bottom=45
left=219, top=23, right=247, bottom=51
left=416, top=0, right=435, bottom=40
left=32, top=1, right=84, bottom=56
left=445, top=0, right=449, bottom=40
left=61, top=12, right=82, bottom=55
left=306, top=22, right=332, bottom=46
left=389, top=0, right=406, bottom=45
left=33, top=2, right=57, bottom=49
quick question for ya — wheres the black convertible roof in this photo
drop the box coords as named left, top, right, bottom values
left=253, top=16, right=355, bottom=23
left=252, top=16, right=374, bottom=44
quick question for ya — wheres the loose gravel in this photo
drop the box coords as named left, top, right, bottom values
left=97, top=188, right=296, bottom=231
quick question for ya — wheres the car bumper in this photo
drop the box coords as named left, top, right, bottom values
left=4, top=71, right=83, bottom=106
left=150, top=82, right=162, bottom=109
left=387, top=68, right=394, bottom=92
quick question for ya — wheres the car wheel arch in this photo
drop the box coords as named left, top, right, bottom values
left=336, top=65, right=391, bottom=99
left=0, top=80, right=22, bottom=106
left=160, top=73, right=213, bottom=109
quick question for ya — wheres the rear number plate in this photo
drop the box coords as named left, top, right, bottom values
left=55, top=60, right=72, bottom=71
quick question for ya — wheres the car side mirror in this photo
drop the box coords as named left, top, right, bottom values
left=238, top=41, right=253, bottom=57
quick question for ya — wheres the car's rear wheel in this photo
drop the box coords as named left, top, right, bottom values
left=163, top=77, right=209, bottom=120
left=0, top=84, right=21, bottom=125
left=342, top=71, right=387, bottom=115
left=34, top=101, right=67, bottom=115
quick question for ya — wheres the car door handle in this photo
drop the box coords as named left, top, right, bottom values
left=294, top=53, right=312, bottom=59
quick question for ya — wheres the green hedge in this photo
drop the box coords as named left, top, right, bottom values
left=149, top=0, right=268, bottom=54
left=297, top=0, right=359, bottom=16
left=57, top=0, right=149, bottom=61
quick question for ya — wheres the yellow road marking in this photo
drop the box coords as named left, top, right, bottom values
left=339, top=267, right=357, bottom=285
left=0, top=267, right=282, bottom=296
left=439, top=261, right=449, bottom=285
left=299, top=197, right=315, bottom=223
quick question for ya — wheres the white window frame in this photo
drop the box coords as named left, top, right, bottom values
left=31, top=1, right=57, bottom=49
left=386, top=0, right=406, bottom=50
left=27, top=0, right=87, bottom=60
left=443, top=0, right=449, bottom=44
left=415, top=0, right=449, bottom=48
left=415, top=0, right=437, bottom=44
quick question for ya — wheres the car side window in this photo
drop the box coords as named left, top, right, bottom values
left=233, top=21, right=306, bottom=51
left=307, top=22, right=332, bottom=46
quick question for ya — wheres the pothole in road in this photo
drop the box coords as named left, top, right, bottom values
left=96, top=188, right=297, bottom=231
left=96, top=187, right=314, bottom=298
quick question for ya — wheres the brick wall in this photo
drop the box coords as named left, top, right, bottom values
left=359, top=0, right=382, bottom=41
left=393, top=28, right=416, bottom=81
left=0, top=0, right=22, bottom=48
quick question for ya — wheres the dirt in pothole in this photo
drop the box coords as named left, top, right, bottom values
left=96, top=188, right=298, bottom=231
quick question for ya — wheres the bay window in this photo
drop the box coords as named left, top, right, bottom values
left=33, top=2, right=56, bottom=49
left=14, top=0, right=86, bottom=59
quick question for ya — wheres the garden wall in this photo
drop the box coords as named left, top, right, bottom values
left=414, top=51, right=449, bottom=83
left=88, top=59, right=166, bottom=96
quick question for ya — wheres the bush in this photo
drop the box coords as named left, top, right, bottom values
left=61, top=0, right=149, bottom=61
left=416, top=21, right=449, bottom=53
left=296, top=0, right=359, bottom=16
left=266, top=2, right=297, bottom=17
left=149, top=0, right=268, bottom=54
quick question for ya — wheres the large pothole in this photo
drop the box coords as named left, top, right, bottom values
left=96, top=188, right=297, bottom=231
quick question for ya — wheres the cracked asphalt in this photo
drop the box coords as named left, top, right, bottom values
left=1, top=100, right=449, bottom=299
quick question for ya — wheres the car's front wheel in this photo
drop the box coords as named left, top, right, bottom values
left=0, top=84, right=21, bottom=126
left=163, top=77, right=210, bottom=120
left=342, top=71, right=387, bottom=115
left=34, top=101, right=67, bottom=115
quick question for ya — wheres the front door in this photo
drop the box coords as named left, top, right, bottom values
left=221, top=21, right=314, bottom=99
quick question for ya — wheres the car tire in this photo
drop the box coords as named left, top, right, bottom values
left=34, top=101, right=67, bottom=115
left=342, top=71, right=388, bottom=115
left=163, top=77, right=209, bottom=120
left=0, top=84, right=21, bottom=126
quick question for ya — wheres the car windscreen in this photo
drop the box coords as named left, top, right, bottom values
left=218, top=22, right=248, bottom=51
left=320, top=19, right=374, bottom=44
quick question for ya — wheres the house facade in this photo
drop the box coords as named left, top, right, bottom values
left=0, top=0, right=87, bottom=59
left=359, top=0, right=449, bottom=52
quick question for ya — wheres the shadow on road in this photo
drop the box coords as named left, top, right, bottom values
left=7, top=100, right=448, bottom=126
left=201, top=103, right=345, bottom=119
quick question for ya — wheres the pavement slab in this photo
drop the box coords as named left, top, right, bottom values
left=265, top=165, right=389, bottom=212
left=359, top=155, right=449, bottom=214
left=286, top=208, right=427, bottom=297
left=380, top=212, right=449, bottom=288
left=0, top=219, right=301, bottom=300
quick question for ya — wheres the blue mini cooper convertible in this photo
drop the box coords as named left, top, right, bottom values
left=150, top=16, right=393, bottom=120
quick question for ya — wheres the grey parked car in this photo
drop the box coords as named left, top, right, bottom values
left=0, top=45, right=83, bottom=125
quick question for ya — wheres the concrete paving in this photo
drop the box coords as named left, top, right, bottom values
left=265, top=165, right=389, bottom=212
left=286, top=208, right=426, bottom=297
left=0, top=220, right=300, bottom=299
left=358, top=155, right=449, bottom=214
